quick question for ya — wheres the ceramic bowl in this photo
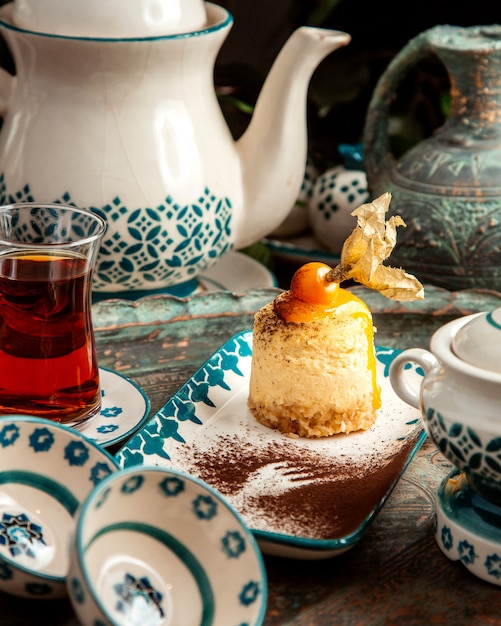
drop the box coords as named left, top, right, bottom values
left=67, top=466, right=267, bottom=626
left=435, top=469, right=501, bottom=586
left=0, top=415, right=119, bottom=598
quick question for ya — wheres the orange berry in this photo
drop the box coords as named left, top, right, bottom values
left=289, top=262, right=339, bottom=305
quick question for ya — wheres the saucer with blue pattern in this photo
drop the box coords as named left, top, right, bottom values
left=79, top=368, right=150, bottom=448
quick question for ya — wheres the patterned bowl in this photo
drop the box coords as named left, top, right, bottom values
left=67, top=466, right=268, bottom=626
left=390, top=312, right=501, bottom=585
left=435, top=469, right=501, bottom=586
left=0, top=415, right=119, bottom=598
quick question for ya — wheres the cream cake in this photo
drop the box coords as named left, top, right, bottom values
left=248, top=193, right=424, bottom=439
left=248, top=262, right=380, bottom=438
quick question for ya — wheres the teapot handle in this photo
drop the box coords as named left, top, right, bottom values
left=0, top=67, right=13, bottom=117
left=362, top=29, right=434, bottom=186
left=389, top=347, right=439, bottom=409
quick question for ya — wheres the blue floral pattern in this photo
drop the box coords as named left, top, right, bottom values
left=0, top=177, right=233, bottom=292
left=425, top=407, right=501, bottom=486
left=68, top=470, right=265, bottom=625
left=0, top=417, right=118, bottom=599
left=79, top=368, right=150, bottom=449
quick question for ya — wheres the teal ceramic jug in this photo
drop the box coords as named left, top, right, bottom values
left=363, top=24, right=501, bottom=291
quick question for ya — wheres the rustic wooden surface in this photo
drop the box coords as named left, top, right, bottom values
left=1, top=283, right=501, bottom=625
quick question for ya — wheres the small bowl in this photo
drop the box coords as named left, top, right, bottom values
left=67, top=466, right=268, bottom=626
left=0, top=415, right=119, bottom=598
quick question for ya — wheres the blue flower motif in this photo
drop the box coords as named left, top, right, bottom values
left=159, top=476, right=184, bottom=497
left=173, top=398, right=202, bottom=425
left=458, top=539, right=477, bottom=565
left=222, top=531, right=246, bottom=558
left=189, top=381, right=214, bottom=407
left=64, top=441, right=90, bottom=466
left=140, top=429, right=172, bottom=460
left=114, top=573, right=164, bottom=619
left=238, top=341, right=252, bottom=358
left=0, top=423, right=20, bottom=447
left=239, top=581, right=260, bottom=606
left=25, top=582, right=53, bottom=596
left=193, top=494, right=217, bottom=520
left=205, top=364, right=229, bottom=390
left=441, top=525, right=453, bottom=551
left=0, top=561, right=13, bottom=580
left=376, top=346, right=425, bottom=379
left=90, top=462, right=114, bottom=486
left=70, top=577, right=85, bottom=604
left=220, top=350, right=243, bottom=376
left=485, top=553, right=501, bottom=580
left=376, top=347, right=400, bottom=377
left=121, top=475, right=144, bottom=494
left=101, top=406, right=123, bottom=418
left=119, top=448, right=144, bottom=468
left=0, top=513, right=46, bottom=558
left=95, top=487, right=112, bottom=508
left=96, top=424, right=120, bottom=434
left=29, top=427, right=54, bottom=452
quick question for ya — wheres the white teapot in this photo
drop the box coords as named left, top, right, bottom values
left=0, top=0, right=351, bottom=295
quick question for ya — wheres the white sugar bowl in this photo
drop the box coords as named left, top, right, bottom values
left=389, top=308, right=501, bottom=502
left=389, top=308, right=501, bottom=585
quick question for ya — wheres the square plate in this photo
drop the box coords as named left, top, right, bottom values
left=116, top=331, right=425, bottom=559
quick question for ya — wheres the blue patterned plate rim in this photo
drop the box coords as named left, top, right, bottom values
left=80, top=368, right=151, bottom=448
left=115, top=331, right=424, bottom=557
left=263, top=235, right=341, bottom=265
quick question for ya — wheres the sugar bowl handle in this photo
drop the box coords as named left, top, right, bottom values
left=389, top=348, right=439, bottom=409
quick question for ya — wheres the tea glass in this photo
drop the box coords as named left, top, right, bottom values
left=0, top=203, right=106, bottom=427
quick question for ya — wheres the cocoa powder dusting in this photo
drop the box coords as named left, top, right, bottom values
left=173, top=431, right=419, bottom=540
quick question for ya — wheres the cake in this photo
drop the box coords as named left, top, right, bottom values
left=247, top=193, right=424, bottom=439
left=248, top=262, right=380, bottom=438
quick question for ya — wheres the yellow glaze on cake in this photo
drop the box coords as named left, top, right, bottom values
left=248, top=289, right=381, bottom=438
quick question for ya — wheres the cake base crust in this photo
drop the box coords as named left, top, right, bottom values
left=248, top=299, right=379, bottom=438
left=248, top=397, right=377, bottom=438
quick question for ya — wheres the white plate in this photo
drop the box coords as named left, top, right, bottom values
left=199, top=250, right=278, bottom=291
left=116, top=332, right=425, bottom=559
left=80, top=368, right=150, bottom=448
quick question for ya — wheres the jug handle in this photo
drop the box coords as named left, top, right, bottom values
left=362, top=30, right=433, bottom=185
left=389, top=347, right=439, bottom=409
left=0, top=66, right=13, bottom=116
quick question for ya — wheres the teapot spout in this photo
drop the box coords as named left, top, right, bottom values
left=235, top=27, right=351, bottom=248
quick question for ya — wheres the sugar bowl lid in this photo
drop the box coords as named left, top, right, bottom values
left=11, top=0, right=208, bottom=38
left=452, top=307, right=501, bottom=373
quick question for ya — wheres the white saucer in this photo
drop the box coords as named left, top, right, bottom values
left=79, top=368, right=150, bottom=448
left=199, top=250, right=277, bottom=291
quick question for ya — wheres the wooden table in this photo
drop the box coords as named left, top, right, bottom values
left=2, top=282, right=501, bottom=625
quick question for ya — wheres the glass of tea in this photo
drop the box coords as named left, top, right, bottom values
left=0, top=203, right=107, bottom=427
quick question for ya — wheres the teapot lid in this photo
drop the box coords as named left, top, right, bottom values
left=11, top=0, right=208, bottom=38
left=452, top=307, right=501, bottom=373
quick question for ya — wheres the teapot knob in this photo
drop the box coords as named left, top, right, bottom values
left=452, top=307, right=501, bottom=373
